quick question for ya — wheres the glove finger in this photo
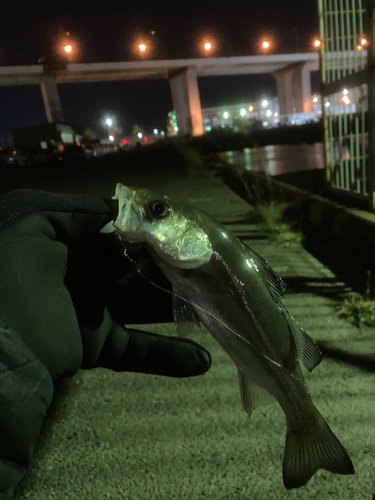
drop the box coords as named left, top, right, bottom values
left=94, top=323, right=212, bottom=378
left=0, top=189, right=114, bottom=244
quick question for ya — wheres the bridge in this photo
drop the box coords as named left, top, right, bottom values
left=0, top=53, right=319, bottom=136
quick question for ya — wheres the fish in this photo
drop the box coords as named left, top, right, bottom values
left=112, top=182, right=355, bottom=489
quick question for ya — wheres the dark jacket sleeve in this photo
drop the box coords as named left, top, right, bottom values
left=0, top=321, right=54, bottom=500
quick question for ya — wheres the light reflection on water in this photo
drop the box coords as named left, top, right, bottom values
left=221, top=143, right=324, bottom=176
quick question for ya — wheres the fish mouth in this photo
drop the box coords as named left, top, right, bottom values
left=112, top=183, right=145, bottom=241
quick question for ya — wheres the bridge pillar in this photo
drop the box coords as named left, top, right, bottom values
left=40, top=76, right=64, bottom=123
left=273, top=62, right=312, bottom=116
left=169, top=67, right=204, bottom=136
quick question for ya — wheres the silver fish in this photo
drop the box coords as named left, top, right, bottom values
left=112, top=183, right=354, bottom=489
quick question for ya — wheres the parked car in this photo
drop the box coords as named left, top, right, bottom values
left=63, top=144, right=89, bottom=161
left=0, top=147, right=27, bottom=166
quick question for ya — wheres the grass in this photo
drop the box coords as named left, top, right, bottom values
left=210, top=158, right=303, bottom=247
left=336, top=294, right=375, bottom=327
left=335, top=270, right=375, bottom=327
left=250, top=201, right=303, bottom=247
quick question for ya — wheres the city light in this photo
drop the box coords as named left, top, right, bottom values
left=262, top=41, right=270, bottom=49
left=262, top=99, right=268, bottom=108
left=64, top=45, right=72, bottom=53
left=171, top=114, right=176, bottom=120
left=361, top=38, right=367, bottom=45
left=248, top=105, right=254, bottom=112
left=109, top=136, right=114, bottom=142
left=313, top=39, right=321, bottom=48
left=274, top=112, right=279, bottom=117
left=174, top=126, right=178, bottom=131
left=240, top=108, right=246, bottom=116
left=153, top=129, right=158, bottom=134
left=161, top=131, right=165, bottom=136
left=204, top=42, right=212, bottom=51
left=105, top=118, right=112, bottom=126
left=357, top=45, right=363, bottom=51
left=266, top=109, right=272, bottom=117
left=143, top=137, right=148, bottom=142
left=137, top=132, right=143, bottom=138
left=343, top=88, right=349, bottom=95
left=325, top=101, right=331, bottom=107
left=313, top=96, right=319, bottom=103
left=342, top=95, right=350, bottom=104
left=122, top=139, right=127, bottom=145
left=139, top=44, right=146, bottom=52
left=223, top=111, right=229, bottom=119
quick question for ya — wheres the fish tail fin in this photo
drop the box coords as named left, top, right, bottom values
left=283, top=408, right=354, bottom=489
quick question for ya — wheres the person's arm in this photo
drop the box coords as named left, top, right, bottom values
left=0, top=188, right=211, bottom=500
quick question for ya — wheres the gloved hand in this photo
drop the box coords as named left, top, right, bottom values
left=0, top=188, right=212, bottom=500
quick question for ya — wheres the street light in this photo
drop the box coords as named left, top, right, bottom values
left=204, top=42, right=212, bottom=51
left=139, top=44, right=146, bottom=52
left=64, top=44, right=72, bottom=53
left=313, top=96, right=319, bottom=103
left=262, top=40, right=270, bottom=50
left=240, top=108, right=246, bottom=116
left=106, top=118, right=113, bottom=126
left=313, top=39, right=321, bottom=48
left=361, top=37, right=367, bottom=45
left=248, top=105, right=254, bottom=112
left=261, top=99, right=268, bottom=108
left=223, top=111, right=229, bottom=119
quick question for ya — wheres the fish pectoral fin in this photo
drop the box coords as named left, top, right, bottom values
left=289, top=316, right=322, bottom=372
left=173, top=291, right=201, bottom=338
left=237, top=370, right=275, bottom=418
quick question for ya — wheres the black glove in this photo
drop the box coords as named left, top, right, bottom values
left=0, top=188, right=212, bottom=500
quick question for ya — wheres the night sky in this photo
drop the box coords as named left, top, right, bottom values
left=0, top=0, right=320, bottom=140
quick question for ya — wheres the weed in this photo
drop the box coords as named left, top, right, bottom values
left=336, top=294, right=375, bottom=327
left=248, top=201, right=303, bottom=246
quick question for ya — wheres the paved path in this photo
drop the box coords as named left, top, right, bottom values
left=13, top=171, right=374, bottom=500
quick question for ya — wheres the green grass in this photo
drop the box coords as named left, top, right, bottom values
left=250, top=201, right=303, bottom=247
left=336, top=294, right=375, bottom=327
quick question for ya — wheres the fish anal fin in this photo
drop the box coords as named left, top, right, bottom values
left=237, top=370, right=275, bottom=418
left=173, top=291, right=201, bottom=338
left=289, top=316, right=322, bottom=372
left=283, top=408, right=354, bottom=489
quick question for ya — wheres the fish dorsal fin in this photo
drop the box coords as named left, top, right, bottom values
left=238, top=370, right=275, bottom=418
left=173, top=291, right=201, bottom=338
left=289, top=315, right=322, bottom=372
left=244, top=245, right=286, bottom=298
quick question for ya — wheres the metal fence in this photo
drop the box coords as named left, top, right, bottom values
left=318, top=0, right=375, bottom=209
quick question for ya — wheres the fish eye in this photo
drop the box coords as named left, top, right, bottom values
left=149, top=200, right=170, bottom=219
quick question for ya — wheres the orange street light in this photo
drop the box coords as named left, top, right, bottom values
left=357, top=44, right=363, bottom=51
left=313, top=39, right=321, bottom=48
left=262, top=40, right=270, bottom=49
left=64, top=44, right=72, bottom=53
left=139, top=44, right=146, bottom=52
left=361, top=38, right=367, bottom=45
left=204, top=42, right=212, bottom=51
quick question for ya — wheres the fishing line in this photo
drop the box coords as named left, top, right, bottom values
left=115, top=232, right=304, bottom=384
